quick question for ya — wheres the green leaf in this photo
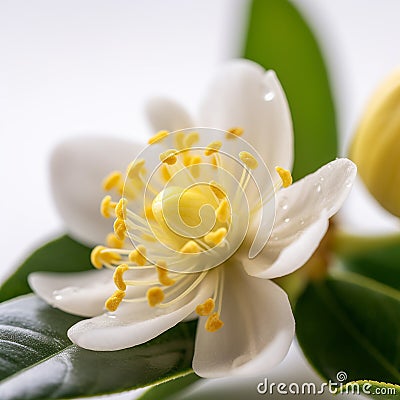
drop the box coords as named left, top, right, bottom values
left=0, top=294, right=197, bottom=400
left=295, top=271, right=400, bottom=384
left=0, top=235, right=92, bottom=302
left=138, top=373, right=200, bottom=400
left=243, top=0, right=337, bottom=179
left=338, top=380, right=400, bottom=399
left=336, top=233, right=400, bottom=291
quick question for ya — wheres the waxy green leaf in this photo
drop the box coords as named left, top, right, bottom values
left=0, top=295, right=196, bottom=400
left=139, top=373, right=200, bottom=400
left=244, top=0, right=337, bottom=179
left=336, top=233, right=400, bottom=291
left=295, top=271, right=400, bottom=384
left=0, top=235, right=92, bottom=302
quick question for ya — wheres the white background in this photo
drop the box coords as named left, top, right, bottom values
left=1, top=0, right=400, bottom=399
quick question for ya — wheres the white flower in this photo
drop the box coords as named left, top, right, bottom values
left=29, top=59, right=356, bottom=378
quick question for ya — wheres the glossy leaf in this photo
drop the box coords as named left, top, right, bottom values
left=0, top=295, right=196, bottom=400
left=139, top=373, right=200, bottom=400
left=295, top=271, right=400, bottom=384
left=0, top=235, right=92, bottom=302
left=336, top=233, right=400, bottom=291
left=243, top=0, right=337, bottom=179
left=338, top=380, right=400, bottom=399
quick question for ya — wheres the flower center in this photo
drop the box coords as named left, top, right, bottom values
left=92, top=127, right=292, bottom=332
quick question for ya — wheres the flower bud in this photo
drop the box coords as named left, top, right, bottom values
left=350, top=69, right=400, bottom=217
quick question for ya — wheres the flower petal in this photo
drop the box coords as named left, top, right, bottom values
left=28, top=269, right=114, bottom=317
left=242, top=158, right=357, bottom=279
left=67, top=270, right=216, bottom=351
left=51, top=136, right=143, bottom=245
left=200, top=59, right=293, bottom=176
left=145, top=97, right=194, bottom=133
left=193, top=261, right=294, bottom=378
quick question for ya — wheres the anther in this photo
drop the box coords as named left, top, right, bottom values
left=156, top=260, right=175, bottom=286
left=183, top=132, right=199, bottom=148
left=148, top=130, right=169, bottom=145
left=127, top=159, right=145, bottom=179
left=160, top=164, right=171, bottom=182
left=189, top=155, right=202, bottom=177
left=239, top=151, right=258, bottom=169
left=209, top=181, right=226, bottom=199
left=113, top=264, right=129, bottom=291
left=115, top=198, right=127, bottom=219
left=102, top=171, right=123, bottom=191
left=174, top=131, right=185, bottom=150
left=215, top=199, right=230, bottom=223
left=205, top=141, right=222, bottom=156
left=113, top=218, right=126, bottom=240
left=147, top=287, right=164, bottom=307
left=91, top=246, right=106, bottom=269
left=275, top=166, right=293, bottom=188
left=226, top=127, right=244, bottom=138
left=160, top=149, right=177, bottom=165
left=129, top=245, right=147, bottom=266
left=196, top=298, right=215, bottom=316
left=204, top=227, right=227, bottom=245
left=100, top=195, right=116, bottom=218
left=106, top=233, right=124, bottom=249
left=205, top=312, right=224, bottom=332
left=180, top=240, right=201, bottom=253
left=144, top=205, right=155, bottom=220
left=105, top=289, right=125, bottom=312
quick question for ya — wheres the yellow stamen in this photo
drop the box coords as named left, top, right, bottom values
left=196, top=298, right=215, bottom=316
left=204, top=227, right=227, bottom=245
left=209, top=181, right=226, bottom=199
left=115, top=198, right=127, bottom=219
left=129, top=245, right=147, bottom=266
left=205, top=312, right=224, bottom=332
left=113, top=264, right=129, bottom=291
left=215, top=199, right=230, bottom=223
left=100, top=195, right=116, bottom=218
left=180, top=240, right=201, bottom=253
left=156, top=260, right=175, bottom=286
left=160, top=164, right=171, bottom=182
left=102, top=171, right=123, bottom=191
left=226, top=127, right=244, bottom=138
left=127, top=159, right=145, bottom=179
left=144, top=205, right=155, bottom=220
left=147, top=287, right=164, bottom=307
left=160, top=149, right=177, bottom=165
left=113, top=218, right=126, bottom=240
left=239, top=151, right=258, bottom=169
left=174, top=131, right=185, bottom=150
left=105, top=289, right=125, bottom=312
left=106, top=233, right=124, bottom=249
left=275, top=166, right=293, bottom=188
left=189, top=155, right=202, bottom=177
left=205, top=141, right=222, bottom=156
left=183, top=131, right=199, bottom=147
left=141, top=233, right=157, bottom=242
left=90, top=246, right=105, bottom=269
left=148, top=130, right=169, bottom=145
left=91, top=246, right=122, bottom=269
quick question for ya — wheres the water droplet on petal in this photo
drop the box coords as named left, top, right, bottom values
left=52, top=286, right=79, bottom=301
left=264, top=91, right=275, bottom=101
left=316, top=184, right=322, bottom=193
left=284, top=217, right=290, bottom=223
left=299, top=218, right=305, bottom=226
